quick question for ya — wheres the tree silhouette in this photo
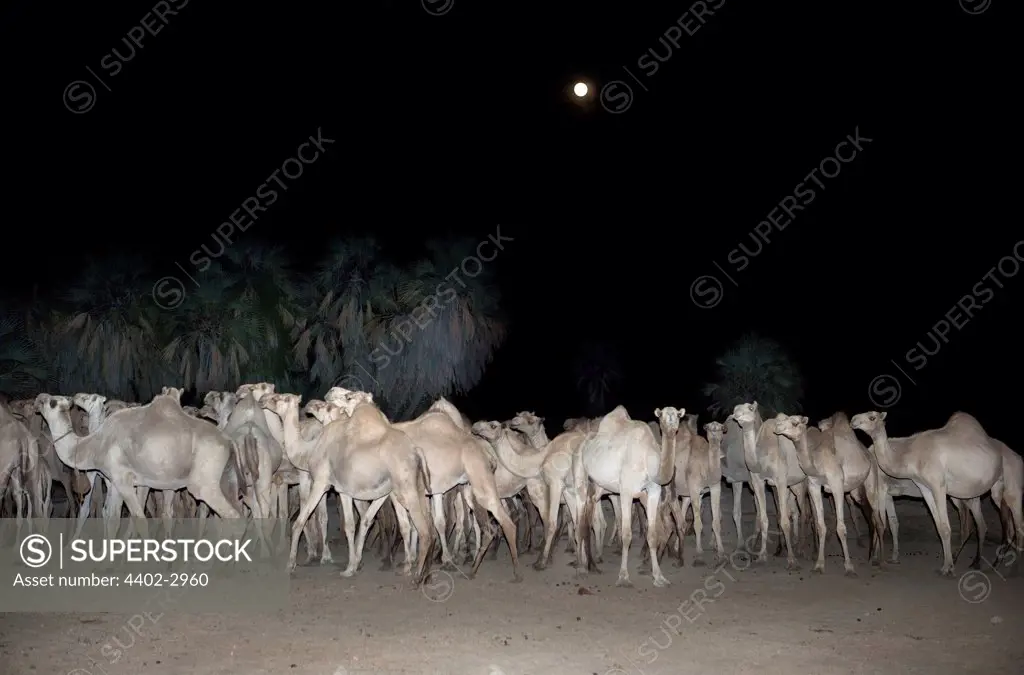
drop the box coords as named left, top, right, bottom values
left=703, top=333, right=804, bottom=419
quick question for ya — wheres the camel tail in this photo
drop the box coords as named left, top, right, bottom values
left=413, top=445, right=431, bottom=495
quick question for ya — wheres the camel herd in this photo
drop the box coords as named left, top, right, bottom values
left=1, top=384, right=1022, bottom=589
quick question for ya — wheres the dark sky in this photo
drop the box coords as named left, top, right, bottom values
left=4, top=1, right=1018, bottom=442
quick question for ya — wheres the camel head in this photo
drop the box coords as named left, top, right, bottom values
left=817, top=417, right=834, bottom=431
left=773, top=414, right=810, bottom=442
left=704, top=421, right=726, bottom=442
left=34, top=393, right=71, bottom=416
left=159, top=386, right=183, bottom=403
left=729, top=402, right=759, bottom=427
left=196, top=404, right=218, bottom=421
left=850, top=411, right=886, bottom=434
left=8, top=399, right=37, bottom=420
left=324, top=387, right=373, bottom=417
left=654, top=406, right=686, bottom=434
left=508, top=411, right=544, bottom=435
left=73, top=393, right=107, bottom=417
left=236, top=382, right=275, bottom=402
left=202, top=391, right=236, bottom=426
left=259, top=393, right=300, bottom=418
left=181, top=405, right=201, bottom=417
left=471, top=420, right=503, bottom=441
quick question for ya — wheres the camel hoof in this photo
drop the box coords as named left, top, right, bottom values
left=692, top=557, right=706, bottom=567
left=811, top=566, right=823, bottom=575
left=653, top=575, right=671, bottom=588
left=673, top=559, right=685, bottom=568
left=787, top=562, right=802, bottom=572
left=339, top=569, right=356, bottom=578
left=937, top=568, right=955, bottom=577
left=754, top=555, right=767, bottom=564
left=969, top=559, right=982, bottom=570
left=590, top=565, right=604, bottom=575
left=532, top=560, right=547, bottom=571
left=844, top=569, right=857, bottom=578
left=510, top=575, right=523, bottom=584
left=887, top=558, right=900, bottom=565
left=441, top=560, right=458, bottom=571
left=615, top=577, right=633, bottom=588
left=870, top=559, right=881, bottom=568
left=379, top=562, right=393, bottom=572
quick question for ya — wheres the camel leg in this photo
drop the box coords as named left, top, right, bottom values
left=688, top=481, right=707, bottom=566
left=614, top=489, right=634, bottom=586
left=708, top=483, right=725, bottom=564
left=116, top=481, right=150, bottom=540
left=338, top=494, right=360, bottom=575
left=830, top=483, right=855, bottom=576
left=342, top=496, right=386, bottom=577
left=669, top=496, right=687, bottom=567
left=806, top=480, right=827, bottom=573
left=773, top=480, right=799, bottom=570
left=431, top=493, right=459, bottom=568
left=392, top=499, right=413, bottom=576
left=748, top=475, right=769, bottom=562
left=606, top=495, right=620, bottom=547
left=103, top=484, right=125, bottom=541
left=919, top=484, right=955, bottom=575
left=641, top=487, right=670, bottom=587
left=459, top=486, right=483, bottom=564
left=574, top=484, right=602, bottom=574
left=288, top=478, right=330, bottom=572
left=160, top=490, right=175, bottom=539
left=391, top=476, right=434, bottom=587
left=593, top=497, right=609, bottom=563
left=964, top=497, right=987, bottom=570
left=74, top=471, right=103, bottom=539
left=472, top=484, right=521, bottom=582
left=451, top=491, right=466, bottom=563
left=882, top=494, right=898, bottom=564
left=525, top=479, right=550, bottom=570
left=731, top=481, right=745, bottom=551
left=791, top=482, right=810, bottom=558
left=846, top=493, right=864, bottom=545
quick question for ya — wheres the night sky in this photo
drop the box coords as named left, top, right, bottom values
left=4, top=1, right=1018, bottom=443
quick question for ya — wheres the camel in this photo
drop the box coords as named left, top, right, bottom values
left=326, top=388, right=522, bottom=582
left=472, top=416, right=581, bottom=570
left=573, top=405, right=679, bottom=587
left=728, top=402, right=808, bottom=569
left=7, top=398, right=78, bottom=517
left=35, top=393, right=242, bottom=540
left=850, top=410, right=1023, bottom=575
left=664, top=420, right=727, bottom=566
left=220, top=391, right=285, bottom=556
left=0, top=402, right=42, bottom=531
left=259, top=390, right=434, bottom=585
left=773, top=413, right=876, bottom=575
left=257, top=394, right=336, bottom=566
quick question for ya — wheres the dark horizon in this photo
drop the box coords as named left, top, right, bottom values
left=3, top=0, right=1018, bottom=445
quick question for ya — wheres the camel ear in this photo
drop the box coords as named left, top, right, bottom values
left=879, top=411, right=886, bottom=420
left=678, top=408, right=686, bottom=417
left=799, top=416, right=808, bottom=425
left=654, top=408, right=662, bottom=418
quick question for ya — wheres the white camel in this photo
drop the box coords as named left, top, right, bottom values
left=573, top=405, right=680, bottom=587
left=850, top=410, right=1022, bottom=575
left=729, top=402, right=808, bottom=569
left=35, top=392, right=242, bottom=540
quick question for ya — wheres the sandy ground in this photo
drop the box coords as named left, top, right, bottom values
left=2, top=497, right=1022, bottom=675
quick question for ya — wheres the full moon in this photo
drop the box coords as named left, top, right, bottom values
left=573, top=82, right=588, bottom=98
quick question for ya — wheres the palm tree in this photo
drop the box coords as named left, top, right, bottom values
left=0, top=311, right=50, bottom=396
left=291, top=236, right=399, bottom=399
left=294, top=235, right=507, bottom=419
left=572, top=341, right=623, bottom=417
left=60, top=256, right=165, bottom=400
left=161, top=249, right=296, bottom=394
left=372, top=236, right=506, bottom=419
left=702, top=333, right=804, bottom=419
